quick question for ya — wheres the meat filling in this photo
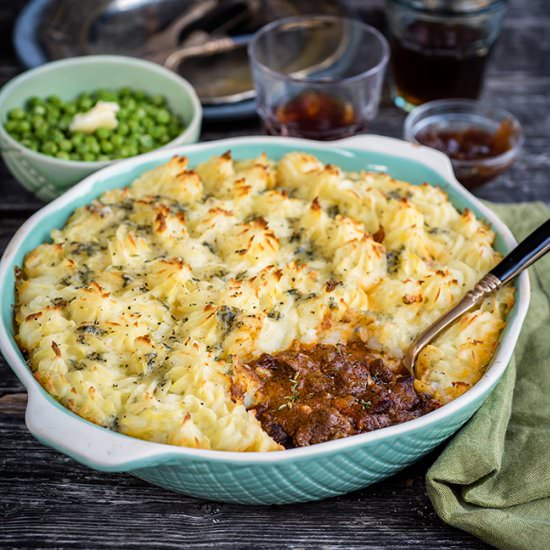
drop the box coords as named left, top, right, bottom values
left=244, top=342, right=440, bottom=448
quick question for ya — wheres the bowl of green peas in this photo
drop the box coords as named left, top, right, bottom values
left=0, top=55, right=201, bottom=200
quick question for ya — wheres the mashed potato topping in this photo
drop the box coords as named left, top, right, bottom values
left=14, top=151, right=514, bottom=451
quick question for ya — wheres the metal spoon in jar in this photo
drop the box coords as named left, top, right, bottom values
left=403, top=218, right=550, bottom=378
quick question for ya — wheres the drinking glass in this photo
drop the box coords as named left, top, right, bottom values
left=248, top=16, right=389, bottom=140
left=385, top=0, right=507, bottom=111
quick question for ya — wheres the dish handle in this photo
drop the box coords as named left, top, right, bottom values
left=337, top=134, right=457, bottom=184
left=25, top=386, right=167, bottom=471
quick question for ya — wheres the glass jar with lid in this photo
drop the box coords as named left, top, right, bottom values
left=385, top=0, right=507, bottom=111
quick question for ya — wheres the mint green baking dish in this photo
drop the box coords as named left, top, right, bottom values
left=0, top=135, right=529, bottom=504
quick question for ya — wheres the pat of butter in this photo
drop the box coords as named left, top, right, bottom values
left=69, top=101, right=120, bottom=134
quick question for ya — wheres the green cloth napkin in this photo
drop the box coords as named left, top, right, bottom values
left=427, top=202, right=550, bottom=550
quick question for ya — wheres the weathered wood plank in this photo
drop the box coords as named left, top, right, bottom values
left=0, top=392, right=26, bottom=412
left=0, top=417, right=486, bottom=549
left=0, top=356, right=24, bottom=393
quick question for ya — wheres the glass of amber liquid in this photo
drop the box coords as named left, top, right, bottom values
left=248, top=16, right=389, bottom=140
left=386, top=0, right=507, bottom=111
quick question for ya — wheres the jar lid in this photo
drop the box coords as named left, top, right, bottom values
left=396, top=0, right=506, bottom=14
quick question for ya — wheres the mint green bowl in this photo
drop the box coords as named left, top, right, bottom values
left=0, top=135, right=529, bottom=504
left=0, top=55, right=201, bottom=201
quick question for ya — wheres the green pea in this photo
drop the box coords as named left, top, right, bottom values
left=49, top=129, right=65, bottom=142
left=4, top=120, right=18, bottom=132
left=71, top=132, right=85, bottom=146
left=78, top=97, right=93, bottom=111
left=27, top=96, right=43, bottom=108
left=150, top=125, right=166, bottom=139
left=128, top=120, right=140, bottom=133
left=95, top=127, right=111, bottom=140
left=155, top=109, right=171, bottom=124
left=139, top=134, right=154, bottom=149
left=82, top=152, right=96, bottom=162
left=64, top=103, right=77, bottom=115
left=121, top=97, right=136, bottom=111
left=124, top=135, right=136, bottom=147
left=168, top=122, right=182, bottom=138
left=47, top=95, right=63, bottom=107
left=42, top=141, right=58, bottom=155
left=18, top=120, right=31, bottom=133
left=101, top=90, right=118, bottom=102
left=119, top=87, right=132, bottom=97
left=133, top=90, right=146, bottom=101
left=31, top=104, right=47, bottom=116
left=134, top=107, right=146, bottom=120
left=35, top=126, right=48, bottom=139
left=112, top=134, right=124, bottom=147
left=127, top=144, right=139, bottom=156
left=100, top=139, right=114, bottom=153
left=46, top=104, right=60, bottom=116
left=8, top=108, right=25, bottom=120
left=77, top=143, right=90, bottom=155
left=142, top=117, right=154, bottom=131
left=117, top=108, right=129, bottom=121
left=58, top=115, right=72, bottom=131
left=116, top=122, right=129, bottom=136
left=151, top=94, right=165, bottom=107
left=59, top=139, right=73, bottom=152
left=46, top=112, right=60, bottom=124
left=56, top=151, right=70, bottom=160
left=84, top=136, right=100, bottom=154
left=143, top=104, right=157, bottom=116
left=31, top=115, right=46, bottom=128
left=153, top=135, right=165, bottom=146
left=118, top=146, right=131, bottom=157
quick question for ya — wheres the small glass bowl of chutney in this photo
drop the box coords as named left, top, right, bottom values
left=404, top=99, right=523, bottom=188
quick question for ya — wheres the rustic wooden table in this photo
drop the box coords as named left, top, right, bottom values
left=1, top=1, right=548, bottom=548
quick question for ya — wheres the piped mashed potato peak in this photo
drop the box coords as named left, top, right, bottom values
left=14, top=151, right=514, bottom=451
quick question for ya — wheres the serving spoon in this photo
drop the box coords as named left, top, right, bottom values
left=403, top=218, right=550, bottom=378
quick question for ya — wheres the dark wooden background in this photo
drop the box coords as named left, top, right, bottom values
left=1, top=1, right=549, bottom=548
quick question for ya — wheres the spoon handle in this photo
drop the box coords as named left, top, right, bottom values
left=490, top=218, right=550, bottom=285
left=403, top=217, right=550, bottom=377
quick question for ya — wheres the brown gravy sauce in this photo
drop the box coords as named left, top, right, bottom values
left=415, top=119, right=515, bottom=162
left=243, top=342, right=440, bottom=448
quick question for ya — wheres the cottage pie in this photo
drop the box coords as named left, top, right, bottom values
left=14, top=151, right=514, bottom=451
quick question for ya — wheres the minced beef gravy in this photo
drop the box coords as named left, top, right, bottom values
left=245, top=342, right=440, bottom=448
